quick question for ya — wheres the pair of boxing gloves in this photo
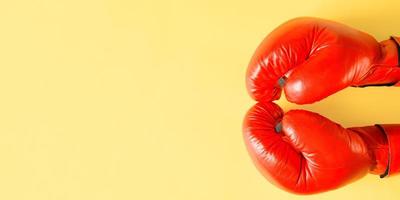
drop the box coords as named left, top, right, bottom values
left=243, top=17, right=400, bottom=194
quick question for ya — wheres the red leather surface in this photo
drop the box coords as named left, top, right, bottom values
left=243, top=17, right=400, bottom=194
left=246, top=17, right=400, bottom=104
left=349, top=126, right=388, bottom=175
left=243, top=102, right=383, bottom=194
left=378, top=125, right=400, bottom=176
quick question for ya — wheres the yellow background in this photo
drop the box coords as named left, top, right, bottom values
left=1, top=0, right=400, bottom=199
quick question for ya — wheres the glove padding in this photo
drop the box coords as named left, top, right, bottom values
left=243, top=102, right=400, bottom=194
left=247, top=17, right=400, bottom=104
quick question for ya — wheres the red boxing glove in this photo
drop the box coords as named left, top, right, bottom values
left=243, top=102, right=400, bottom=194
left=246, top=17, right=400, bottom=104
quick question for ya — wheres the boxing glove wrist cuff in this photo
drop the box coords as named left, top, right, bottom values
left=359, top=37, right=400, bottom=87
left=376, top=124, right=400, bottom=177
